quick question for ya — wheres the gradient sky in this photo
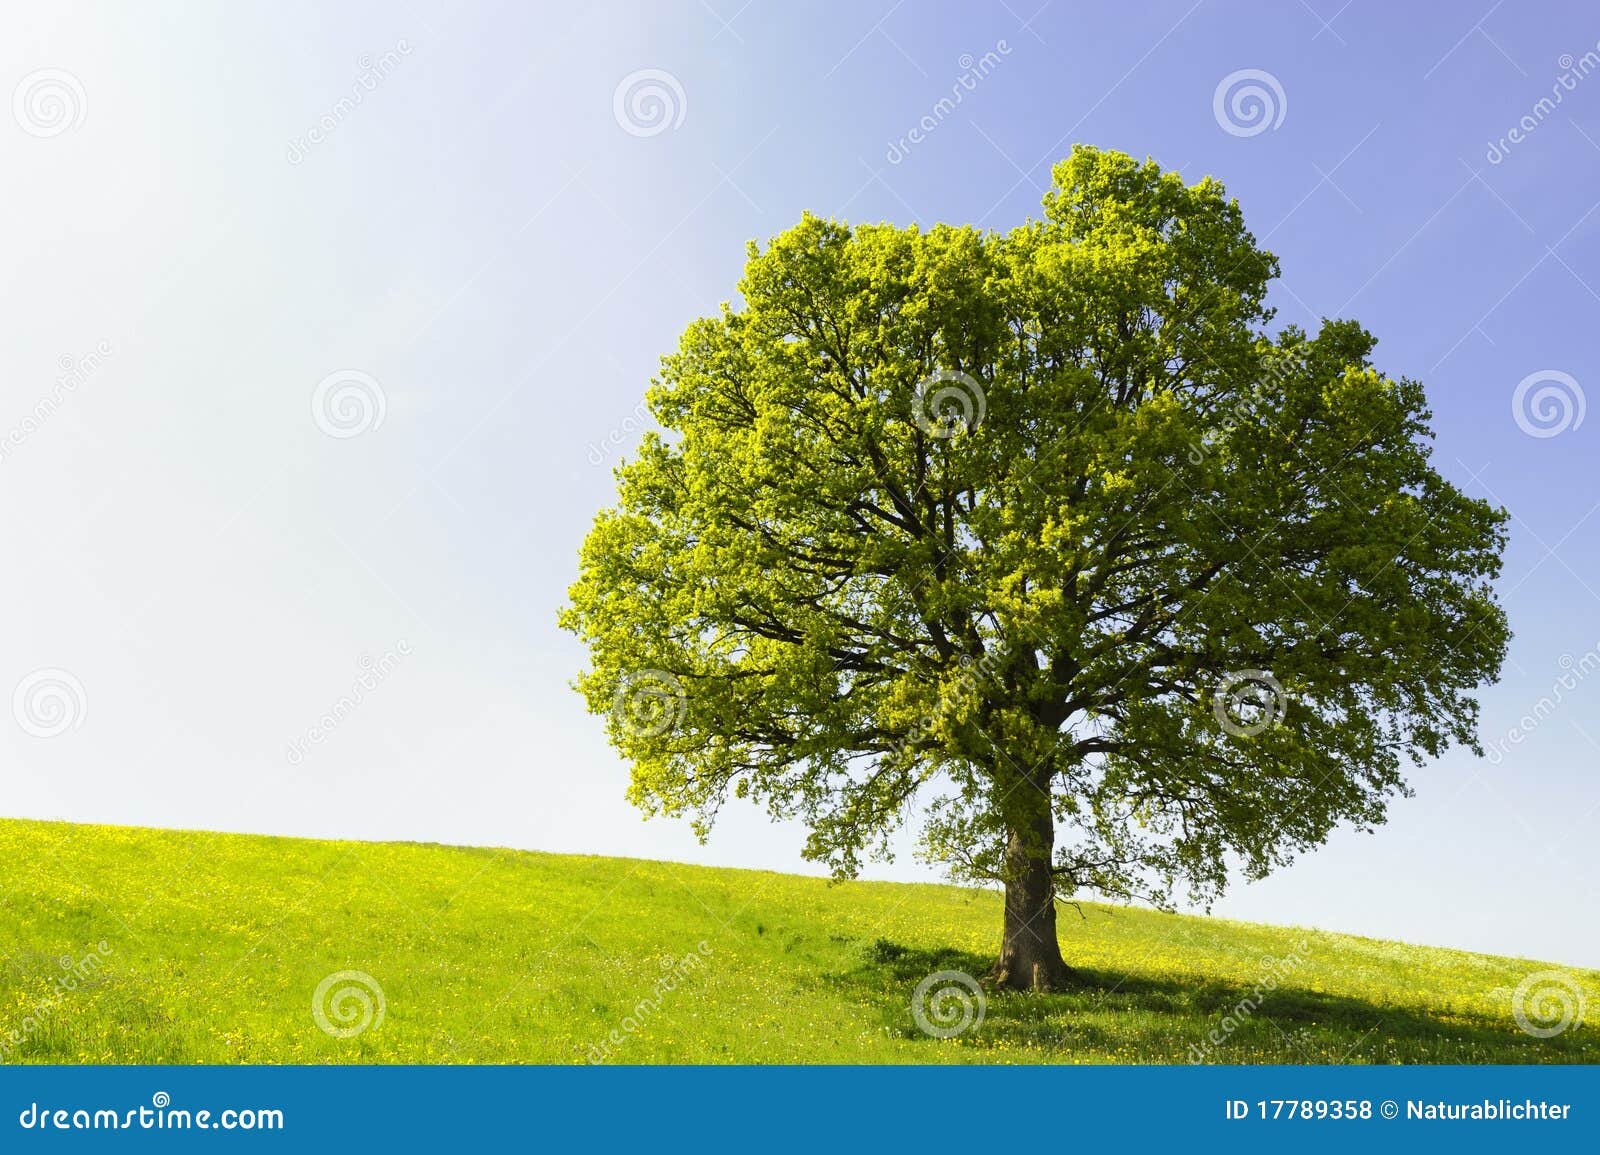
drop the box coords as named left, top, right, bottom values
left=5, top=1, right=1599, bottom=967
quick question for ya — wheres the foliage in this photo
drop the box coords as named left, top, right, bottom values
left=561, top=146, right=1509, bottom=912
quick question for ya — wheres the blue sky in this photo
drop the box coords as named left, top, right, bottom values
left=5, top=0, right=1599, bottom=967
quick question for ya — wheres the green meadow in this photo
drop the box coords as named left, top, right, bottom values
left=0, top=818, right=1592, bottom=1064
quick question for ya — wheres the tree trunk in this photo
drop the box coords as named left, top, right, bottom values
left=990, top=793, right=1074, bottom=992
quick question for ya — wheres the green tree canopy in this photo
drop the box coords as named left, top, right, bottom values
left=561, top=146, right=1509, bottom=989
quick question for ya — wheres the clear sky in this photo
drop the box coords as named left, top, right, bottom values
left=5, top=1, right=1598, bottom=967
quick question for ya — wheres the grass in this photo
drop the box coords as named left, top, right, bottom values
left=0, top=817, right=1593, bottom=1064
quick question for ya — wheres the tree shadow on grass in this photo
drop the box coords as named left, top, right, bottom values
left=827, top=939, right=1598, bottom=1064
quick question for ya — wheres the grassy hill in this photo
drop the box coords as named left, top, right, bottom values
left=0, top=818, right=1593, bottom=1064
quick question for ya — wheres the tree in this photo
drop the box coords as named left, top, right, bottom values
left=560, top=147, right=1509, bottom=991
